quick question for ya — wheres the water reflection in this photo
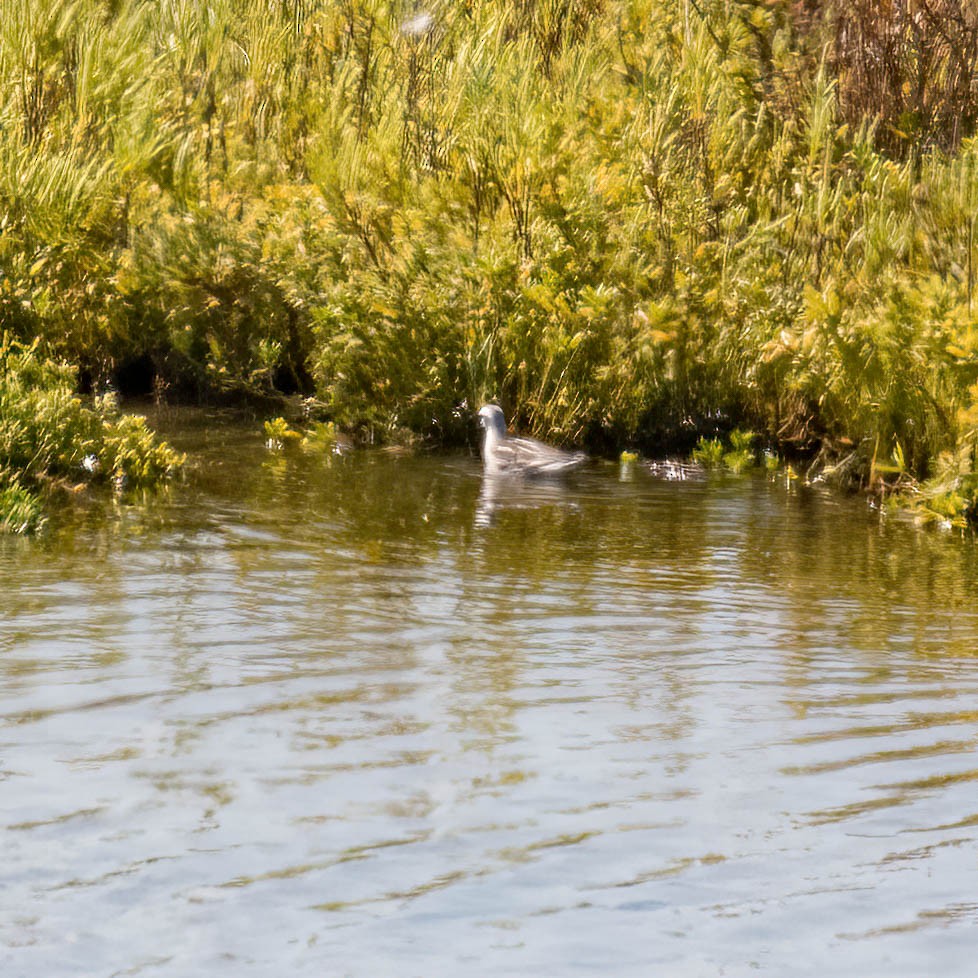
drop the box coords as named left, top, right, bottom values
left=2, top=410, right=978, bottom=977
left=474, top=472, right=582, bottom=527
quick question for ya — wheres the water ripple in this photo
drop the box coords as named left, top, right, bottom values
left=3, top=430, right=978, bottom=977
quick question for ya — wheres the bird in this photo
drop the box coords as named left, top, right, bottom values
left=477, top=404, right=587, bottom=477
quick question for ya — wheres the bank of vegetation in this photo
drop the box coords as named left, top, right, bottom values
left=0, top=337, right=184, bottom=532
left=4, top=0, right=978, bottom=524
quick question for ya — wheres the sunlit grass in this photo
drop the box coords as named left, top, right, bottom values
left=3, top=0, right=978, bottom=516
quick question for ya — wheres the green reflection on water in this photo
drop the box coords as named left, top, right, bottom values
left=4, top=408, right=978, bottom=975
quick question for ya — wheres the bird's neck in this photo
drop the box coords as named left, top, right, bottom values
left=482, top=426, right=503, bottom=469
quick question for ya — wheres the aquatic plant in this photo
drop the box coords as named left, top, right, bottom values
left=0, top=477, right=45, bottom=534
left=692, top=438, right=725, bottom=469
left=263, top=417, right=302, bottom=450
left=690, top=429, right=757, bottom=473
left=724, top=430, right=757, bottom=474
left=301, top=421, right=339, bottom=453
left=100, top=410, right=185, bottom=488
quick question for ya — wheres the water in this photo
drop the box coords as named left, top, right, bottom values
left=3, top=410, right=978, bottom=977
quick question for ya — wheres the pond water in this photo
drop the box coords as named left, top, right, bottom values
left=3, top=409, right=978, bottom=977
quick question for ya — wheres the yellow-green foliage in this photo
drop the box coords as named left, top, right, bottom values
left=263, top=417, right=339, bottom=452
left=724, top=429, right=757, bottom=473
left=0, top=478, right=45, bottom=534
left=692, top=429, right=757, bottom=472
left=263, top=417, right=302, bottom=449
left=0, top=337, right=183, bottom=532
left=6, top=0, right=978, bottom=511
left=301, top=421, right=338, bottom=453
left=101, top=411, right=186, bottom=487
left=692, top=437, right=725, bottom=469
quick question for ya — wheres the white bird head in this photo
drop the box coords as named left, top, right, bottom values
left=477, top=404, right=507, bottom=435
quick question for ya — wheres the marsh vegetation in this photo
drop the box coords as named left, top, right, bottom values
left=0, top=337, right=184, bottom=531
left=5, top=0, right=978, bottom=524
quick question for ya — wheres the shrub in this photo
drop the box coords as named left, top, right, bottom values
left=0, top=336, right=183, bottom=532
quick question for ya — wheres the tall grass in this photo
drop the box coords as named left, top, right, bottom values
left=4, top=0, right=978, bottom=512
